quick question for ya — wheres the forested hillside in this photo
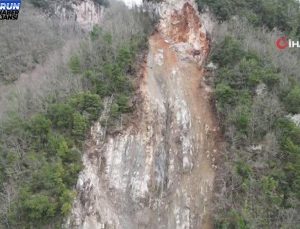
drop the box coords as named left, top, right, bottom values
left=0, top=1, right=155, bottom=228
left=197, top=0, right=300, bottom=38
left=197, top=0, right=300, bottom=228
left=0, top=2, right=72, bottom=83
left=1, top=0, right=300, bottom=228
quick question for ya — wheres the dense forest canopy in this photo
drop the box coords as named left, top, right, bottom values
left=0, top=1, right=155, bottom=227
left=197, top=0, right=300, bottom=38
left=195, top=0, right=300, bottom=228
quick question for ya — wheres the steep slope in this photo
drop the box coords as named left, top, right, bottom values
left=0, top=0, right=103, bottom=119
left=67, top=0, right=220, bottom=228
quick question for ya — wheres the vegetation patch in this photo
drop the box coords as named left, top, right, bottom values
left=0, top=3, right=155, bottom=228
left=197, top=0, right=300, bottom=38
left=205, top=5, right=300, bottom=228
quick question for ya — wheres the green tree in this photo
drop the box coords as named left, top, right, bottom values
left=94, top=0, right=109, bottom=7
left=69, top=55, right=81, bottom=74
left=212, top=37, right=245, bottom=67
left=72, top=112, right=88, bottom=140
left=116, top=46, right=133, bottom=72
left=28, top=114, right=52, bottom=143
left=59, top=190, right=75, bottom=216
left=29, top=0, right=50, bottom=9
left=284, top=86, right=300, bottom=114
left=47, top=103, right=74, bottom=129
left=90, top=25, right=102, bottom=41
left=20, top=189, right=57, bottom=222
left=215, top=83, right=235, bottom=106
left=116, top=94, right=131, bottom=113
left=69, top=92, right=102, bottom=122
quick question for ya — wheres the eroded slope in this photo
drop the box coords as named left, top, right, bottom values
left=67, top=1, right=220, bottom=228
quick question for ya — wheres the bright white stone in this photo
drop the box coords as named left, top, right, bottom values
left=118, top=0, right=143, bottom=8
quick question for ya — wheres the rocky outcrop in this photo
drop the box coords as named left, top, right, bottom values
left=55, top=0, right=103, bottom=31
left=67, top=1, right=220, bottom=228
left=120, top=0, right=143, bottom=8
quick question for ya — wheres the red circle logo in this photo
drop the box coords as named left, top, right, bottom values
left=276, top=36, right=289, bottom=49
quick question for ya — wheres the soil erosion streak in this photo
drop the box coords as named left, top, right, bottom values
left=67, top=1, right=220, bottom=228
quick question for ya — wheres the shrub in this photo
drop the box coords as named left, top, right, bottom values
left=29, top=0, right=51, bottom=9
left=47, top=103, right=74, bottom=129
left=69, top=92, right=102, bottom=122
left=28, top=115, right=52, bottom=143
left=90, top=25, right=102, bottom=41
left=20, top=190, right=57, bottom=222
left=212, top=37, right=245, bottom=67
left=72, top=112, right=88, bottom=140
left=94, top=0, right=109, bottom=7
left=262, top=70, right=280, bottom=89
left=234, top=111, right=250, bottom=134
left=110, top=103, right=120, bottom=119
left=215, top=83, right=235, bottom=106
left=116, top=94, right=131, bottom=113
left=69, top=55, right=81, bottom=74
left=197, top=0, right=300, bottom=36
left=0, top=3, right=153, bottom=227
left=210, top=12, right=300, bottom=227
left=284, top=86, right=300, bottom=114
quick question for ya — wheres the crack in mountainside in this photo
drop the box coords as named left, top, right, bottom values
left=66, top=1, right=221, bottom=228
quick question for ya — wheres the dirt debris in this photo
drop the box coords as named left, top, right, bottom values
left=67, top=1, right=222, bottom=228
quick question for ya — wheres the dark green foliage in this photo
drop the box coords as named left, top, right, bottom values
left=30, top=0, right=109, bottom=11
left=276, top=119, right=300, bottom=202
left=261, top=69, right=280, bottom=88
left=203, top=8, right=299, bottom=225
left=0, top=113, right=82, bottom=227
left=284, top=86, right=300, bottom=114
left=197, top=0, right=300, bottom=37
left=93, top=0, right=109, bottom=7
left=69, top=55, right=81, bottom=74
left=20, top=191, right=57, bottom=221
left=116, top=94, right=131, bottom=113
left=90, top=25, right=103, bottom=41
left=28, top=114, right=52, bottom=144
left=1, top=22, right=151, bottom=229
left=47, top=103, right=74, bottom=129
left=215, top=210, right=249, bottom=229
left=69, top=92, right=102, bottom=122
left=144, top=0, right=163, bottom=2
left=0, top=4, right=154, bottom=227
left=0, top=91, right=101, bottom=227
left=236, top=161, right=252, bottom=179
left=78, top=25, right=149, bottom=126
left=213, top=36, right=281, bottom=110
left=233, top=107, right=250, bottom=134
left=116, top=46, right=134, bottom=71
left=215, top=83, right=235, bottom=106
left=72, top=112, right=88, bottom=140
left=28, top=114, right=51, bottom=137
left=110, top=103, right=121, bottom=119
left=212, top=37, right=245, bottom=67
left=29, top=0, right=50, bottom=9
left=211, top=34, right=300, bottom=227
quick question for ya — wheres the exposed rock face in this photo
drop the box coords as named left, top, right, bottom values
left=119, top=0, right=143, bottom=8
left=67, top=1, right=220, bottom=228
left=289, top=114, right=300, bottom=127
left=55, top=0, right=103, bottom=31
